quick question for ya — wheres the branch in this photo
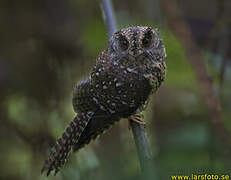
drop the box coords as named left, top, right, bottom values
left=161, top=0, right=231, bottom=155
left=101, top=0, right=117, bottom=37
left=130, top=119, right=155, bottom=179
left=100, top=0, right=154, bottom=179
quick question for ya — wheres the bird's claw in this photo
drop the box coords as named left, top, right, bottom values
left=128, top=113, right=146, bottom=129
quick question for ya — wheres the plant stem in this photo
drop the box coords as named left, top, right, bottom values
left=101, top=0, right=154, bottom=179
left=101, top=0, right=117, bottom=37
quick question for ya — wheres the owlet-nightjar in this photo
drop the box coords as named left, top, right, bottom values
left=42, top=26, right=166, bottom=176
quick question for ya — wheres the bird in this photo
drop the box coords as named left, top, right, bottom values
left=41, top=26, right=167, bottom=176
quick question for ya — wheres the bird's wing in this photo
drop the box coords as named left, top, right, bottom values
left=72, top=78, right=98, bottom=113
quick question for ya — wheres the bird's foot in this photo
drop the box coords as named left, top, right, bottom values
left=128, top=113, right=145, bottom=129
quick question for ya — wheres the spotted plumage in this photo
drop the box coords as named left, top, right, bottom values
left=42, top=26, right=166, bottom=176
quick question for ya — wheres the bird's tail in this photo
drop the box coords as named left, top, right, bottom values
left=41, top=112, right=93, bottom=176
left=73, top=113, right=121, bottom=152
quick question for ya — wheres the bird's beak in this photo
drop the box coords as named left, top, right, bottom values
left=128, top=49, right=143, bottom=57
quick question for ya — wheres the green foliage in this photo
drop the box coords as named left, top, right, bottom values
left=160, top=29, right=198, bottom=91
left=1, top=1, right=231, bottom=180
left=81, top=19, right=108, bottom=56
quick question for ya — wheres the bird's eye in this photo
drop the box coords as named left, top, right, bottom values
left=119, top=35, right=129, bottom=50
left=142, top=30, right=153, bottom=48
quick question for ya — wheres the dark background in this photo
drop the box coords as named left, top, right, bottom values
left=0, top=0, right=231, bottom=179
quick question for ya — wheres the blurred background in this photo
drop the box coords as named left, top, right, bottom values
left=0, top=0, right=231, bottom=179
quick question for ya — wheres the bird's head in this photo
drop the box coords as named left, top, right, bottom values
left=109, top=26, right=166, bottom=63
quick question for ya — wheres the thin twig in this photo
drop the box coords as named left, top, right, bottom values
left=100, top=0, right=154, bottom=179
